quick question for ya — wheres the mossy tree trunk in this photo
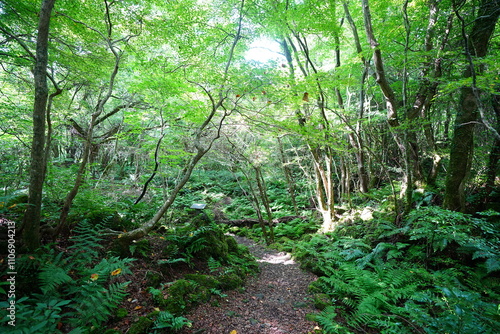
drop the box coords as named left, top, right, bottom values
left=21, top=0, right=56, bottom=251
left=444, top=0, right=500, bottom=211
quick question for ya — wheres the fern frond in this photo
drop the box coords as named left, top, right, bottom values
left=153, top=310, right=192, bottom=330
left=207, top=257, right=222, bottom=273
left=186, top=237, right=208, bottom=255
left=69, top=281, right=129, bottom=327
left=39, top=263, right=73, bottom=295
left=68, top=220, right=103, bottom=265
left=485, top=257, right=500, bottom=273
left=316, top=306, right=354, bottom=334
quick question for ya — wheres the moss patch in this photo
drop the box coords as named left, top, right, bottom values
left=127, top=316, right=153, bottom=334
left=184, top=274, right=220, bottom=289
left=218, top=273, right=244, bottom=291
left=162, top=279, right=211, bottom=315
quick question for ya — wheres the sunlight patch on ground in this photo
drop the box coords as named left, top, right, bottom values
left=257, top=252, right=295, bottom=265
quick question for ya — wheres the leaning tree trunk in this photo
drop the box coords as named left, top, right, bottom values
left=114, top=0, right=245, bottom=247
left=444, top=0, right=500, bottom=211
left=22, top=0, right=56, bottom=251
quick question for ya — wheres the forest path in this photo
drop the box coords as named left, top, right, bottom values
left=181, top=235, right=319, bottom=334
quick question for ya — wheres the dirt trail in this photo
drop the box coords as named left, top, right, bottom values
left=181, top=236, right=319, bottom=334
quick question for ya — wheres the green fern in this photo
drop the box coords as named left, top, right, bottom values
left=186, top=236, right=208, bottom=255
left=316, top=306, right=354, bottom=334
left=39, top=262, right=73, bottom=295
left=313, top=262, right=422, bottom=332
left=152, top=310, right=192, bottom=331
left=1, top=220, right=134, bottom=332
left=67, top=220, right=104, bottom=265
left=68, top=281, right=129, bottom=327
left=0, top=296, right=72, bottom=334
left=207, top=257, right=223, bottom=273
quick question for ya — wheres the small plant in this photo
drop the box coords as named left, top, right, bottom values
left=152, top=310, right=192, bottom=332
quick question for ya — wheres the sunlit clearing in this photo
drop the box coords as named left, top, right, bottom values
left=245, top=38, right=285, bottom=63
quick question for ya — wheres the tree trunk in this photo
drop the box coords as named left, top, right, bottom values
left=56, top=42, right=122, bottom=235
left=277, top=136, right=299, bottom=215
left=282, top=32, right=337, bottom=231
left=343, top=2, right=370, bottom=193
left=485, top=95, right=500, bottom=190
left=254, top=166, right=275, bottom=243
left=310, top=147, right=336, bottom=232
left=56, top=113, right=98, bottom=235
left=361, top=0, right=409, bottom=209
left=444, top=0, right=500, bottom=211
left=21, top=0, right=56, bottom=251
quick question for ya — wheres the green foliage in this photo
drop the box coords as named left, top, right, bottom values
left=152, top=310, right=192, bottom=332
left=406, top=284, right=500, bottom=334
left=273, top=218, right=320, bottom=240
left=161, top=279, right=210, bottom=315
left=0, top=221, right=133, bottom=333
left=289, top=207, right=500, bottom=333
left=150, top=224, right=257, bottom=315
left=159, top=223, right=221, bottom=266
left=127, top=315, right=153, bottom=334
left=159, top=222, right=258, bottom=276
left=128, top=239, right=152, bottom=258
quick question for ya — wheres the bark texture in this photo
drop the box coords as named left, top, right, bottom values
left=22, top=0, right=56, bottom=251
left=444, top=0, right=500, bottom=211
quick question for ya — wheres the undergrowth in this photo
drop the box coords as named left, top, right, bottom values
left=0, top=221, right=134, bottom=334
left=290, top=207, right=500, bottom=333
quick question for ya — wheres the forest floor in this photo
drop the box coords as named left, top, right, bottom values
left=179, top=235, right=320, bottom=334
left=107, top=235, right=320, bottom=333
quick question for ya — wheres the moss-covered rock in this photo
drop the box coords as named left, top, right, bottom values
left=225, top=235, right=239, bottom=253
left=218, top=272, right=243, bottom=290
left=168, top=279, right=198, bottom=297
left=194, top=227, right=229, bottom=260
left=127, top=316, right=153, bottom=334
left=146, top=271, right=163, bottom=288
left=0, top=192, right=29, bottom=215
left=164, top=279, right=211, bottom=315
left=85, top=209, right=124, bottom=230
left=184, top=274, right=220, bottom=289
left=5, top=193, right=28, bottom=207
left=103, top=330, right=122, bottom=334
